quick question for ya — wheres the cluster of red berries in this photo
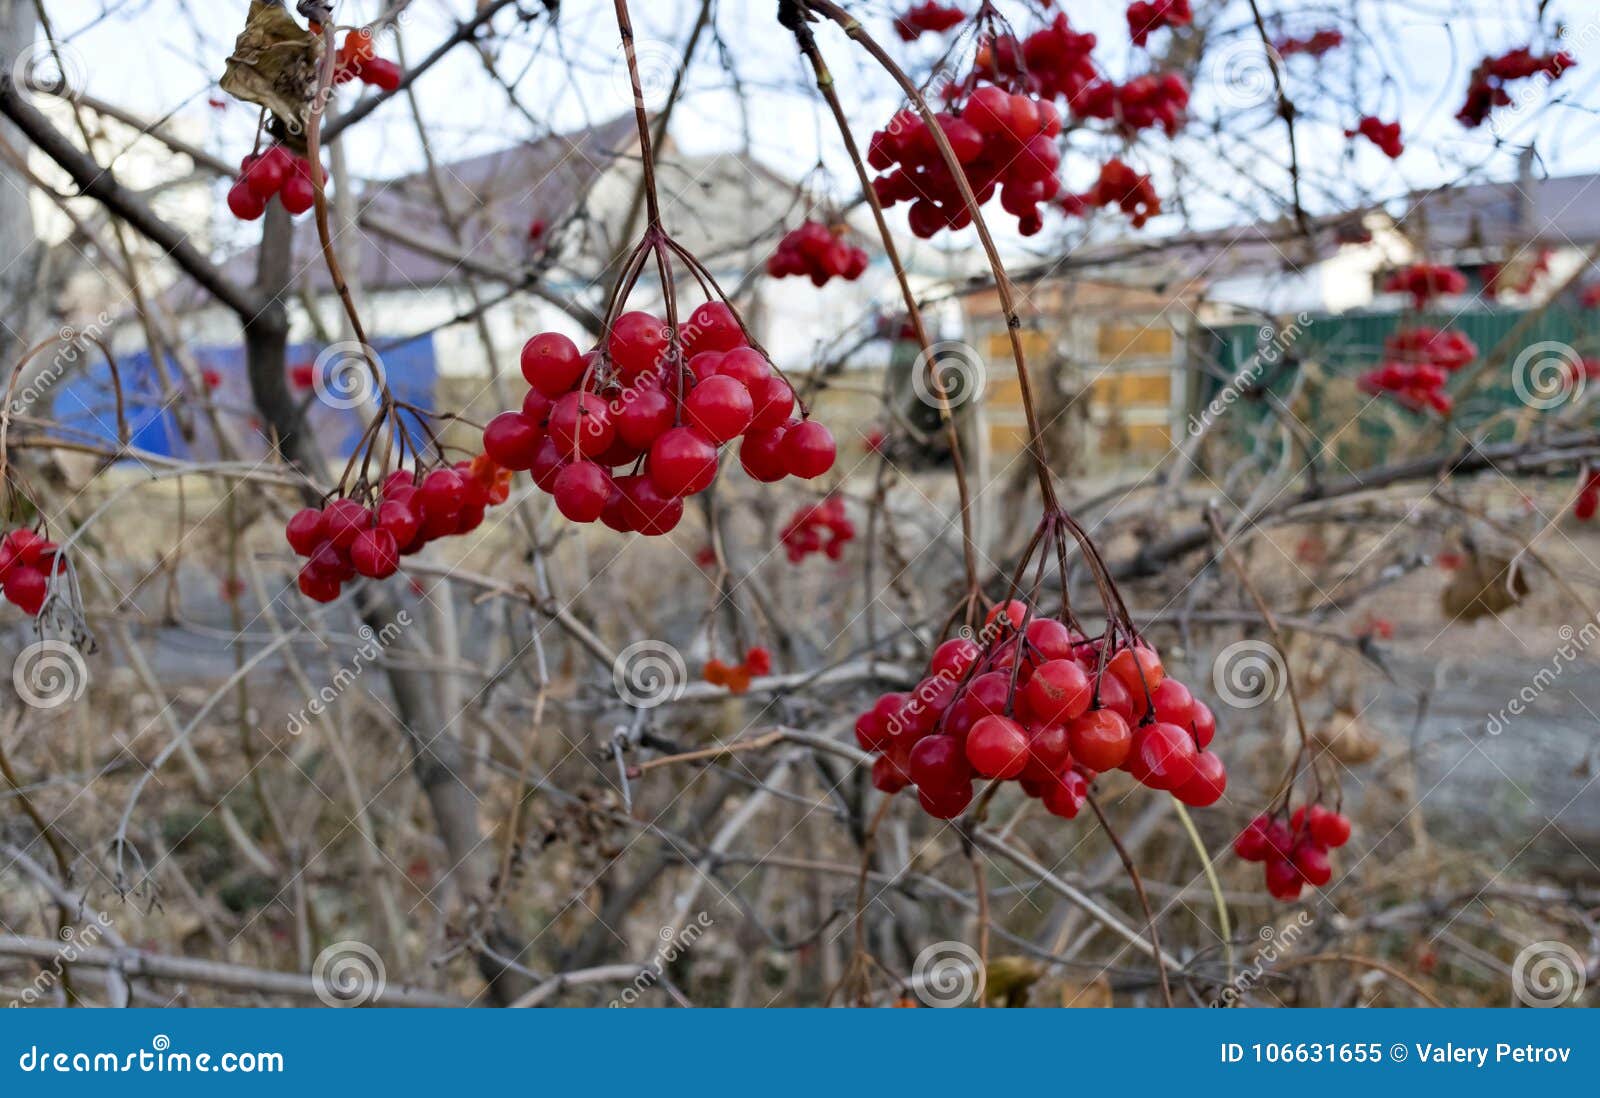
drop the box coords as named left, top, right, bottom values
left=1127, top=0, right=1192, bottom=49
left=1067, top=158, right=1162, bottom=228
left=1075, top=71, right=1190, bottom=136
left=854, top=601, right=1224, bottom=821
left=333, top=30, right=401, bottom=91
left=1383, top=263, right=1467, bottom=308
left=1483, top=248, right=1552, bottom=298
left=1348, top=116, right=1404, bottom=159
left=766, top=221, right=869, bottom=286
left=0, top=529, right=62, bottom=617
left=1275, top=28, right=1344, bottom=58
left=870, top=86, right=1063, bottom=238
left=779, top=496, right=855, bottom=563
left=481, top=304, right=836, bottom=533
left=703, top=646, right=773, bottom=694
left=285, top=456, right=511, bottom=602
left=1574, top=469, right=1600, bottom=522
left=1457, top=47, right=1575, bottom=128
left=893, top=2, right=964, bottom=42
left=1358, top=362, right=1454, bottom=416
left=1383, top=326, right=1477, bottom=372
left=1012, top=14, right=1099, bottom=105
left=227, top=146, right=324, bottom=221
left=1581, top=284, right=1600, bottom=310
left=1234, top=803, right=1351, bottom=901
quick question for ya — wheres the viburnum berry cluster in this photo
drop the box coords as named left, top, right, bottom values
left=227, top=146, right=325, bottom=221
left=1348, top=116, right=1404, bottom=158
left=779, top=496, right=855, bottom=563
left=1012, top=14, right=1098, bottom=104
left=285, top=456, right=511, bottom=602
left=1357, top=325, right=1477, bottom=417
left=767, top=221, right=869, bottom=286
left=1127, top=0, right=1192, bottom=50
left=1234, top=803, right=1352, bottom=901
left=1574, top=468, right=1600, bottom=522
left=1075, top=71, right=1190, bottom=137
left=893, top=1, right=965, bottom=42
left=1275, top=29, right=1344, bottom=58
left=1066, top=157, right=1162, bottom=228
left=1383, top=327, right=1478, bottom=372
left=332, top=28, right=401, bottom=91
left=1383, top=263, right=1467, bottom=309
left=482, top=301, right=836, bottom=533
left=1457, top=47, right=1575, bottom=129
left=703, top=646, right=773, bottom=694
left=0, top=528, right=62, bottom=617
left=869, top=84, right=1063, bottom=237
left=854, top=598, right=1224, bottom=821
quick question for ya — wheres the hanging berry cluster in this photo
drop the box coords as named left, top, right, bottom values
left=1066, top=158, right=1162, bottom=228
left=1457, top=47, right=1575, bottom=128
left=1348, top=116, right=1404, bottom=159
left=854, top=587, right=1225, bottom=822
left=1383, top=263, right=1467, bottom=309
left=227, top=146, right=324, bottom=221
left=869, top=86, right=1064, bottom=237
left=1234, top=803, right=1352, bottom=901
left=332, top=28, right=402, bottom=91
left=767, top=221, right=869, bottom=285
left=1275, top=29, right=1344, bottom=58
left=0, top=528, right=62, bottom=617
left=893, top=2, right=965, bottom=42
left=286, top=456, right=511, bottom=602
left=483, top=300, right=836, bottom=533
left=702, top=646, right=773, bottom=694
left=779, top=496, right=855, bottom=563
left=1126, top=0, right=1192, bottom=50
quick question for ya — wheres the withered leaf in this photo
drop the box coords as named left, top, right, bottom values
left=218, top=1, right=321, bottom=137
left=1440, top=550, right=1530, bottom=622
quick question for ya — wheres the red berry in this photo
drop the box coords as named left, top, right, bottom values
left=918, top=781, right=974, bottom=819
left=683, top=301, right=744, bottom=355
left=1150, top=677, right=1194, bottom=726
left=1264, top=857, right=1304, bottom=901
left=739, top=427, right=788, bottom=482
left=909, top=734, right=971, bottom=791
left=482, top=411, right=542, bottom=470
left=552, top=461, right=610, bottom=523
left=547, top=391, right=614, bottom=459
left=376, top=499, right=420, bottom=547
left=529, top=436, right=567, bottom=493
left=614, top=388, right=676, bottom=449
left=929, top=637, right=981, bottom=678
left=747, top=375, right=796, bottom=431
left=1107, top=645, right=1165, bottom=699
left=227, top=181, right=266, bottom=220
left=1292, top=841, right=1333, bottom=887
left=1020, top=659, right=1092, bottom=724
left=279, top=173, right=316, bottom=215
left=780, top=420, right=836, bottom=479
left=322, top=499, right=371, bottom=548
left=1172, top=750, right=1227, bottom=807
left=1124, top=721, right=1197, bottom=791
left=350, top=527, right=400, bottom=579
left=966, top=715, right=1029, bottom=779
left=419, top=468, right=467, bottom=516
left=1025, top=618, right=1076, bottom=662
left=685, top=375, right=754, bottom=442
left=1190, top=700, right=1216, bottom=749
left=521, top=332, right=585, bottom=395
left=1067, top=708, right=1132, bottom=771
left=608, top=311, right=669, bottom=379
left=297, top=565, right=341, bottom=603
left=871, top=753, right=912, bottom=794
left=1024, top=721, right=1072, bottom=774
left=1309, top=807, right=1352, bottom=848
left=4, top=567, right=47, bottom=615
left=619, top=475, right=685, bottom=536
left=985, top=599, right=1028, bottom=631
left=1233, top=815, right=1272, bottom=862
left=285, top=508, right=325, bottom=555
left=648, top=426, right=719, bottom=498
left=1041, top=768, right=1088, bottom=819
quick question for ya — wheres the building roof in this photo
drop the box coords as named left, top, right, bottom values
left=1392, top=171, right=1600, bottom=253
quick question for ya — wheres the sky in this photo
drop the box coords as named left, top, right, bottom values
left=30, top=0, right=1600, bottom=266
